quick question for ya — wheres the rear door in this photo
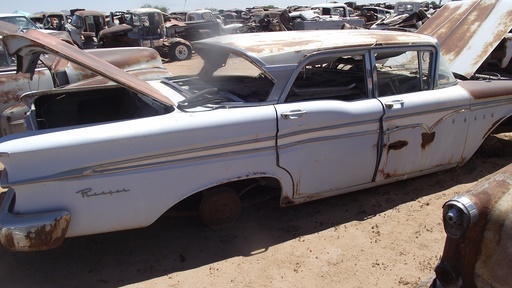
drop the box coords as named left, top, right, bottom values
left=373, top=47, right=470, bottom=181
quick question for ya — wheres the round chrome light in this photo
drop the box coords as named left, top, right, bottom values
left=442, top=196, right=478, bottom=239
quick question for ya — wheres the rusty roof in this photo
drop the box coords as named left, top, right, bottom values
left=194, top=30, right=437, bottom=66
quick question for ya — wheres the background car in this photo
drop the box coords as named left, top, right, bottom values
left=0, top=13, right=40, bottom=31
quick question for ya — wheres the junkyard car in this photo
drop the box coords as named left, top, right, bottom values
left=98, top=8, right=193, bottom=62
left=2, top=26, right=512, bottom=252
left=0, top=21, right=170, bottom=136
left=66, top=10, right=107, bottom=49
left=0, top=14, right=40, bottom=31
left=420, top=163, right=512, bottom=288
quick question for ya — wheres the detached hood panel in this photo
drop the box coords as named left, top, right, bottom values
left=417, top=0, right=512, bottom=79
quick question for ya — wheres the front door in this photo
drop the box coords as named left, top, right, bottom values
left=276, top=52, right=384, bottom=199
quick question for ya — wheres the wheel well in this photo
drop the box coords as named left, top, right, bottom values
left=478, top=115, right=512, bottom=158
left=164, top=177, right=282, bottom=216
left=492, top=115, right=512, bottom=134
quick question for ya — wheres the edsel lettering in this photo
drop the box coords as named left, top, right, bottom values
left=76, top=188, right=130, bottom=198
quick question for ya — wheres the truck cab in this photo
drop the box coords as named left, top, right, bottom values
left=394, top=1, right=431, bottom=16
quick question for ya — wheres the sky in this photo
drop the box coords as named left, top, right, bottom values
left=5, top=0, right=453, bottom=15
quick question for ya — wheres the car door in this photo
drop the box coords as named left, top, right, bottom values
left=275, top=52, right=384, bottom=199
left=373, top=48, right=471, bottom=181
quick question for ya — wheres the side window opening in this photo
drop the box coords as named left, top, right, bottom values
left=375, top=49, right=432, bottom=97
left=0, top=42, right=12, bottom=68
left=286, top=53, right=368, bottom=102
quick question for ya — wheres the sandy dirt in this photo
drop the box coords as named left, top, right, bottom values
left=0, top=56, right=511, bottom=287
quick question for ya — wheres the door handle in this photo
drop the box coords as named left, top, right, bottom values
left=281, top=109, right=306, bottom=119
left=384, top=100, right=404, bottom=109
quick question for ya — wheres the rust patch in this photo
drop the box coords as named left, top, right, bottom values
left=377, top=168, right=398, bottom=179
left=281, top=195, right=295, bottom=207
left=25, top=214, right=70, bottom=251
left=0, top=69, right=51, bottom=106
left=387, top=140, right=408, bottom=152
left=421, top=132, right=436, bottom=149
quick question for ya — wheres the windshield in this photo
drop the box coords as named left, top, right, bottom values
left=0, top=16, right=39, bottom=30
left=162, top=51, right=274, bottom=110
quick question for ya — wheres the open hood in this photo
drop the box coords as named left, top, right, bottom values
left=0, top=21, right=21, bottom=35
left=2, top=29, right=174, bottom=106
left=417, top=0, right=512, bottom=79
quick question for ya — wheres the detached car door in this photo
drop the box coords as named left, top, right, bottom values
left=275, top=52, right=384, bottom=199
left=373, top=47, right=471, bottom=181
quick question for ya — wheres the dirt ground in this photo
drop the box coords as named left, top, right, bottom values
left=0, top=57, right=511, bottom=287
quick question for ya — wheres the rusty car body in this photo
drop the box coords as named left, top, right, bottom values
left=421, top=163, right=512, bottom=288
left=0, top=21, right=170, bottom=136
left=40, top=12, right=70, bottom=32
left=66, top=10, right=107, bottom=49
left=99, top=8, right=193, bottom=61
left=2, top=19, right=512, bottom=251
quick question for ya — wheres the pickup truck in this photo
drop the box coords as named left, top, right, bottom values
left=171, top=9, right=243, bottom=41
left=99, top=8, right=194, bottom=62
left=291, top=3, right=366, bottom=30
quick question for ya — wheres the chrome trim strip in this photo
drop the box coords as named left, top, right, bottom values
left=5, top=138, right=276, bottom=186
left=278, top=129, right=379, bottom=149
left=278, top=118, right=379, bottom=140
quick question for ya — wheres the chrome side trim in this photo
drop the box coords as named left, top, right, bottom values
left=278, top=129, right=379, bottom=149
left=4, top=137, right=276, bottom=186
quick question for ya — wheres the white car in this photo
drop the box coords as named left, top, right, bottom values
left=1, top=21, right=512, bottom=251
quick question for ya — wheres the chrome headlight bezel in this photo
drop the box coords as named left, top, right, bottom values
left=442, top=195, right=479, bottom=239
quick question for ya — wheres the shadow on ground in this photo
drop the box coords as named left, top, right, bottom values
left=0, top=151, right=510, bottom=287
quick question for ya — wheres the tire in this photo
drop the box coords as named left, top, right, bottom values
left=169, top=42, right=192, bottom=61
left=199, top=187, right=241, bottom=228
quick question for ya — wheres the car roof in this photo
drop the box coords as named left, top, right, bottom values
left=311, top=3, right=348, bottom=8
left=73, top=11, right=105, bottom=17
left=0, top=14, right=30, bottom=18
left=194, top=30, right=437, bottom=66
left=128, top=8, right=163, bottom=14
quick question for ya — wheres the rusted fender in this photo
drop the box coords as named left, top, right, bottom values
left=432, top=163, right=512, bottom=288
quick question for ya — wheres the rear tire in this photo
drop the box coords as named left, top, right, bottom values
left=169, top=42, right=192, bottom=61
left=199, top=187, right=241, bottom=228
